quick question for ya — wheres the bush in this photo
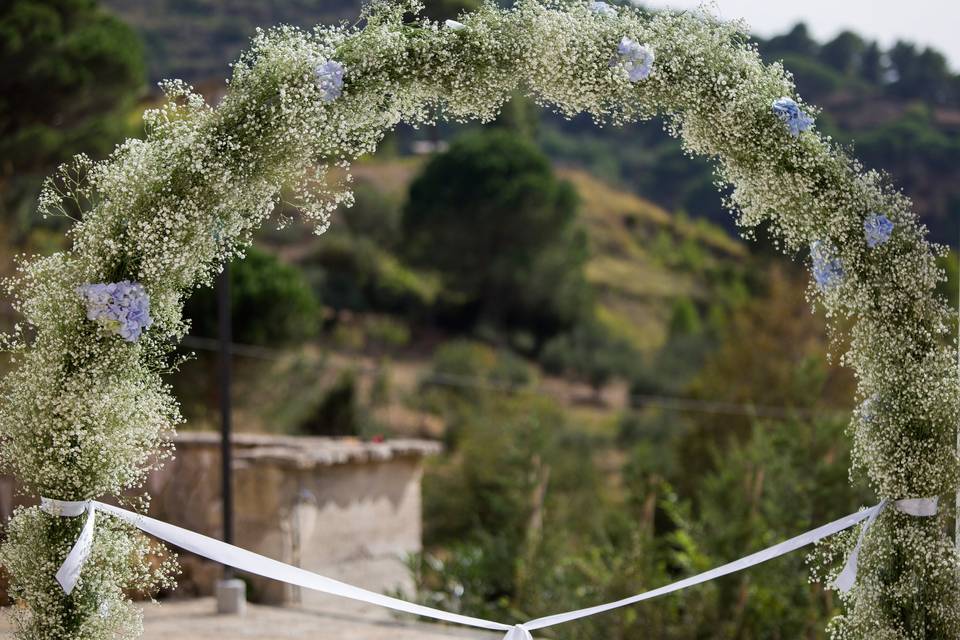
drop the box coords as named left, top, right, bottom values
left=667, top=297, right=702, bottom=337
left=417, top=395, right=599, bottom=622
left=0, top=0, right=145, bottom=176
left=539, top=322, right=637, bottom=393
left=423, top=340, right=534, bottom=396
left=299, top=370, right=359, bottom=437
left=305, top=233, right=439, bottom=315
left=364, top=315, right=411, bottom=349
left=185, top=246, right=319, bottom=346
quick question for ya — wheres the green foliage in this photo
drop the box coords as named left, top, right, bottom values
left=667, top=297, right=701, bottom=337
left=0, top=0, right=145, bottom=176
left=185, top=246, right=319, bottom=345
left=820, top=31, right=866, bottom=75
left=540, top=322, right=638, bottom=392
left=340, top=182, right=402, bottom=249
left=418, top=395, right=603, bottom=623
left=494, top=93, right=541, bottom=140
left=887, top=41, right=957, bottom=105
left=299, top=370, right=360, bottom=437
left=103, top=0, right=361, bottom=83
left=416, top=392, right=866, bottom=639
left=779, top=53, right=850, bottom=100
left=403, top=130, right=591, bottom=338
left=416, top=340, right=536, bottom=450
left=363, top=315, right=411, bottom=349
left=305, top=233, right=439, bottom=315
left=369, top=364, right=392, bottom=407
left=677, top=417, right=866, bottom=639
left=423, top=340, right=534, bottom=395
left=669, top=267, right=853, bottom=493
left=763, top=22, right=818, bottom=59
left=418, top=0, right=480, bottom=21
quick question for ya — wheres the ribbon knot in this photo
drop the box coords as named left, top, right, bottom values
left=40, top=498, right=97, bottom=594
left=831, top=497, right=938, bottom=593
left=503, top=625, right=533, bottom=640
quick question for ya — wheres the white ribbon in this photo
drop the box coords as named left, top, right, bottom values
left=39, top=496, right=937, bottom=638
left=39, top=498, right=511, bottom=633
left=830, top=497, right=938, bottom=593
left=40, top=498, right=97, bottom=595
left=503, top=625, right=533, bottom=640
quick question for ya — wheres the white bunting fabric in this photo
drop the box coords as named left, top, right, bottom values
left=39, top=496, right=937, bottom=638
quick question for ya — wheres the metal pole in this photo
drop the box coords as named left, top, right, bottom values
left=218, top=263, right=234, bottom=577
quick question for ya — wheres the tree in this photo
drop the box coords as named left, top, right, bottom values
left=860, top=41, right=886, bottom=85
left=888, top=41, right=956, bottom=104
left=762, top=23, right=818, bottom=59
left=540, top=323, right=637, bottom=397
left=402, top=130, right=591, bottom=338
left=688, top=417, right=869, bottom=639
left=185, top=246, right=319, bottom=346
left=0, top=0, right=145, bottom=178
left=674, top=265, right=856, bottom=491
left=418, top=0, right=480, bottom=21
left=820, top=31, right=865, bottom=75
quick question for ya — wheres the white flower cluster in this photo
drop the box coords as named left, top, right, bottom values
left=2, top=1, right=957, bottom=638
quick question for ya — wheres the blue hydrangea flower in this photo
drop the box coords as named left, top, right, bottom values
left=589, top=1, right=618, bottom=17
left=863, top=213, right=894, bottom=248
left=79, top=280, right=153, bottom=342
left=810, top=240, right=844, bottom=291
left=314, top=60, right=344, bottom=103
left=772, top=97, right=814, bottom=137
left=614, top=37, right=655, bottom=82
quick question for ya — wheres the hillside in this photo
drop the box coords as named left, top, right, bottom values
left=170, top=156, right=748, bottom=436
left=101, top=0, right=360, bottom=83
left=559, top=168, right=745, bottom=351
left=340, top=159, right=746, bottom=352
left=102, top=1, right=960, bottom=246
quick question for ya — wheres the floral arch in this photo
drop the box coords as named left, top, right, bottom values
left=1, top=1, right=958, bottom=639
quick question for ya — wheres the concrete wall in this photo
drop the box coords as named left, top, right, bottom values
left=2, top=433, right=440, bottom=606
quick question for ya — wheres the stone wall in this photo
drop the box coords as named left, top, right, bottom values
left=1, top=433, right=441, bottom=606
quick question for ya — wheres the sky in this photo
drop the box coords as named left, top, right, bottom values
left=640, top=0, right=960, bottom=71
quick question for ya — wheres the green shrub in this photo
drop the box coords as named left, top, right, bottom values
left=364, top=315, right=411, bottom=349
left=185, top=246, right=319, bottom=345
left=539, top=322, right=637, bottom=393
left=424, top=340, right=534, bottom=394
left=299, top=370, right=359, bottom=437
left=306, top=233, right=439, bottom=315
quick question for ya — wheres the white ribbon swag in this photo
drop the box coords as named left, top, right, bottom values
left=40, top=496, right=938, bottom=638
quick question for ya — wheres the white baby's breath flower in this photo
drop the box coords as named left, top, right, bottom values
left=2, top=2, right=956, bottom=638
